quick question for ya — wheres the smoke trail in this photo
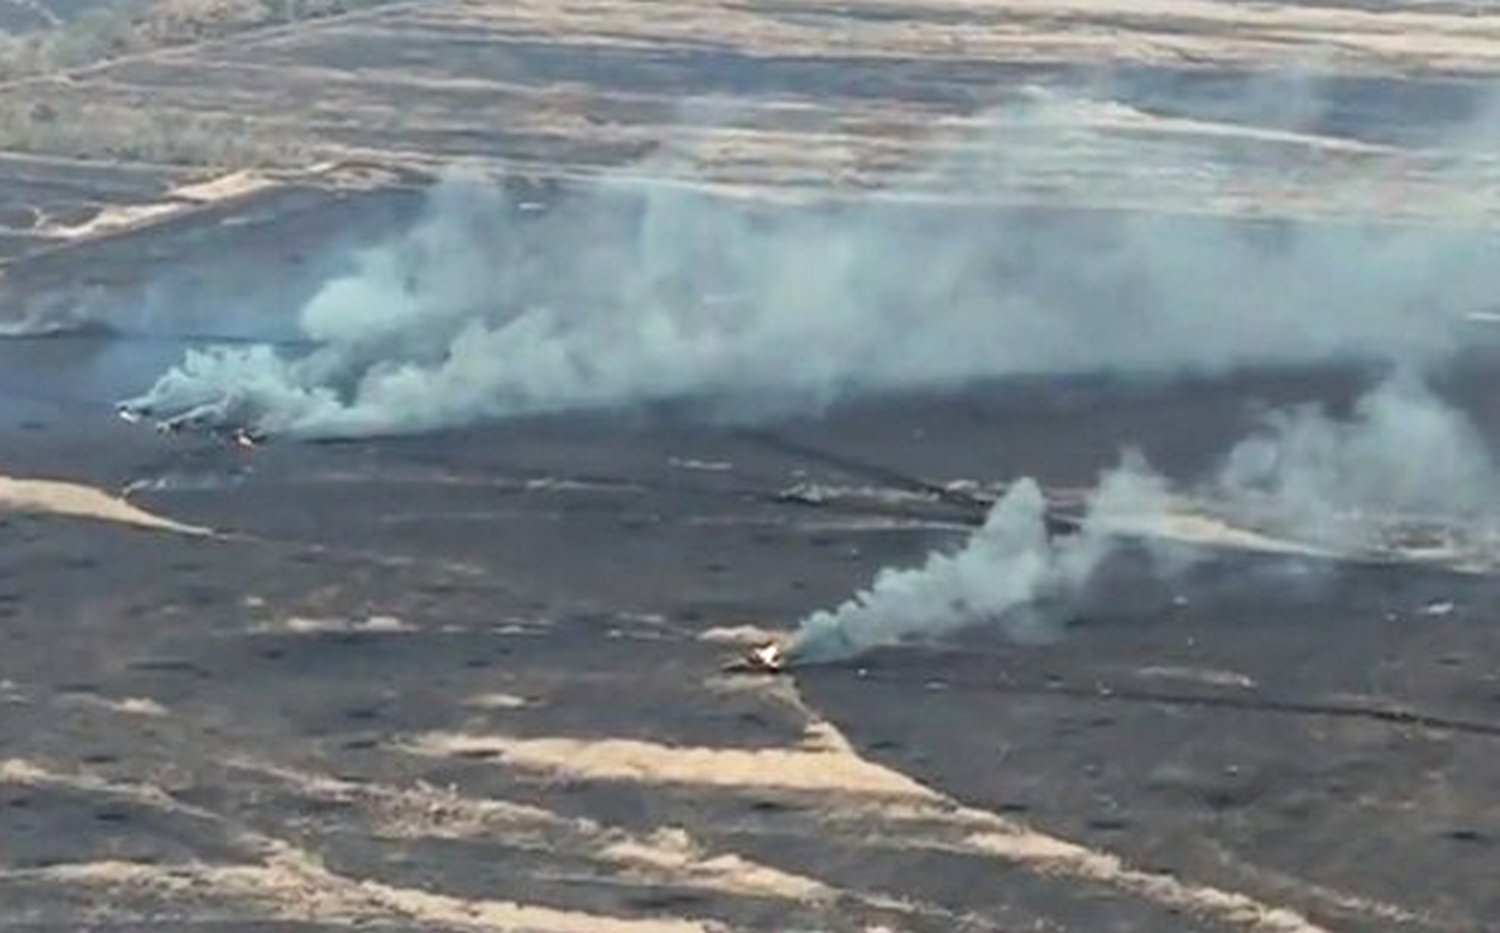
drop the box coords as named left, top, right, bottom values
left=784, top=452, right=1173, bottom=664
left=781, top=376, right=1500, bottom=665
left=120, top=90, right=1500, bottom=437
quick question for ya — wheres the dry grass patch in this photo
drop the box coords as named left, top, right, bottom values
left=0, top=95, right=320, bottom=166
left=0, top=0, right=396, bottom=81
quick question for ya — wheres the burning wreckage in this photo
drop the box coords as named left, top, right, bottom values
left=117, top=384, right=803, bottom=672
left=113, top=339, right=321, bottom=448
left=117, top=397, right=266, bottom=449
left=724, top=641, right=790, bottom=675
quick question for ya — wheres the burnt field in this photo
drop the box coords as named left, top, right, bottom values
left=3, top=326, right=1500, bottom=933
left=5, top=2, right=1500, bottom=932
left=4, top=192, right=1500, bottom=932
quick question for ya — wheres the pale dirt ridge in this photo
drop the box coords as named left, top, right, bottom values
left=0, top=474, right=208, bottom=534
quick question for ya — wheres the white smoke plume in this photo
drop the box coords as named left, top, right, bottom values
left=1212, top=375, right=1500, bottom=552
left=782, top=376, right=1500, bottom=665
left=120, top=90, right=1500, bottom=437
left=784, top=452, right=1174, bottom=664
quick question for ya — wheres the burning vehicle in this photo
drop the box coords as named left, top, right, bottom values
left=723, top=640, right=789, bottom=675
left=117, top=394, right=267, bottom=449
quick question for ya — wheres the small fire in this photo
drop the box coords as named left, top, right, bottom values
left=719, top=637, right=792, bottom=675
left=751, top=641, right=785, bottom=672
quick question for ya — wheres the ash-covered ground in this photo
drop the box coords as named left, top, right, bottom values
left=6, top=245, right=1500, bottom=933
left=6, top=2, right=1500, bottom=932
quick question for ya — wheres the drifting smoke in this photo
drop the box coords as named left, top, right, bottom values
left=121, top=90, right=1500, bottom=437
left=783, top=376, right=1500, bottom=665
left=784, top=452, right=1174, bottom=664
left=1212, top=376, right=1500, bottom=551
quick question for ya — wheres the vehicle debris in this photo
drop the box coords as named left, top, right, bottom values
left=722, top=641, right=788, bottom=675
left=117, top=400, right=266, bottom=450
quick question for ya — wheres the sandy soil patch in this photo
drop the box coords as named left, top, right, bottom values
left=397, top=676, right=1355, bottom=933
left=56, top=694, right=171, bottom=717
left=0, top=475, right=207, bottom=534
left=403, top=721, right=933, bottom=798
left=278, top=613, right=414, bottom=634
left=462, top=691, right=534, bottom=710
left=171, top=169, right=277, bottom=203
left=3, top=847, right=710, bottom=933
left=0, top=758, right=711, bottom=932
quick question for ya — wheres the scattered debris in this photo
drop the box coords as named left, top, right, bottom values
left=117, top=401, right=267, bottom=450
